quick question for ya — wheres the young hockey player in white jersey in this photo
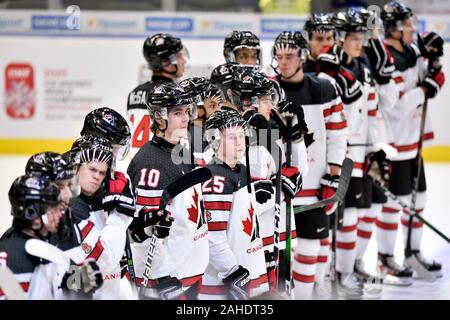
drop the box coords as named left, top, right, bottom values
left=0, top=175, right=103, bottom=299
left=127, top=82, right=209, bottom=300
left=272, top=31, right=348, bottom=299
left=197, top=110, right=269, bottom=299
left=65, top=135, right=136, bottom=299
left=375, top=1, right=445, bottom=284
left=127, top=33, right=188, bottom=157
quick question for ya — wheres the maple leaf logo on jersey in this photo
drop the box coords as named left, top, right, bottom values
left=242, top=202, right=260, bottom=241
left=187, top=189, right=206, bottom=230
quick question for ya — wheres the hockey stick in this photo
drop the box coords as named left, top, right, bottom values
left=25, top=239, right=71, bottom=272
left=369, top=175, right=450, bottom=244
left=284, top=117, right=293, bottom=296
left=273, top=146, right=282, bottom=292
left=0, top=266, right=26, bottom=300
left=139, top=167, right=212, bottom=300
left=294, top=158, right=354, bottom=214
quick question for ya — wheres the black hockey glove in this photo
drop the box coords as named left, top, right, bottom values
left=102, top=171, right=136, bottom=217
left=365, top=38, right=395, bottom=85
left=278, top=100, right=304, bottom=118
left=253, top=179, right=274, bottom=204
left=418, top=32, right=444, bottom=60
left=155, top=276, right=184, bottom=300
left=129, top=207, right=169, bottom=229
left=272, top=165, right=302, bottom=201
left=119, top=253, right=128, bottom=278
left=129, top=210, right=172, bottom=242
left=222, top=265, right=251, bottom=300
left=366, top=150, right=391, bottom=183
left=61, top=259, right=103, bottom=294
left=243, top=110, right=269, bottom=130
left=153, top=216, right=174, bottom=239
left=422, top=65, right=445, bottom=99
left=335, top=67, right=363, bottom=104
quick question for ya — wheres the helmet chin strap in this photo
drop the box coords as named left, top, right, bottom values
left=162, top=63, right=179, bottom=76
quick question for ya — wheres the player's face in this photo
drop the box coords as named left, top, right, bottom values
left=78, top=161, right=108, bottom=197
left=401, top=18, right=416, bottom=44
left=275, top=47, right=302, bottom=79
left=309, top=31, right=335, bottom=58
left=162, top=51, right=186, bottom=78
left=258, top=95, right=274, bottom=120
left=235, top=48, right=259, bottom=65
left=56, top=179, right=74, bottom=209
left=203, top=97, right=222, bottom=118
left=42, top=205, right=63, bottom=234
left=165, top=105, right=191, bottom=142
left=219, top=126, right=246, bottom=163
left=343, top=32, right=365, bottom=59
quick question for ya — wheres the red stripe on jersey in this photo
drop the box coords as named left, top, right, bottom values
left=353, top=162, right=364, bottom=170
left=326, top=121, right=347, bottom=130
left=368, top=92, right=376, bottom=101
left=296, top=189, right=320, bottom=197
left=87, top=239, right=104, bottom=261
left=0, top=282, right=30, bottom=297
left=368, top=109, right=377, bottom=117
left=396, top=142, right=419, bottom=152
left=248, top=274, right=269, bottom=289
left=280, top=230, right=297, bottom=241
left=180, top=274, right=202, bottom=287
left=293, top=272, right=315, bottom=283
left=137, top=196, right=161, bottom=207
left=199, top=285, right=226, bottom=295
left=81, top=221, right=94, bottom=241
left=382, top=206, right=399, bottom=214
left=376, top=220, right=398, bottom=230
left=340, top=224, right=357, bottom=232
left=393, top=76, right=403, bottom=84
left=323, top=102, right=344, bottom=117
left=423, top=132, right=434, bottom=141
left=357, top=229, right=372, bottom=239
left=262, top=230, right=297, bottom=246
left=318, top=255, right=328, bottom=263
left=320, top=238, right=331, bottom=246
left=294, top=254, right=318, bottom=264
left=336, top=242, right=356, bottom=250
left=400, top=219, right=423, bottom=228
left=204, top=201, right=232, bottom=211
left=208, top=221, right=228, bottom=231
left=360, top=217, right=377, bottom=223
left=399, top=91, right=404, bottom=98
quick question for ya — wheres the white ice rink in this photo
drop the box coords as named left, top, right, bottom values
left=1, top=156, right=449, bottom=300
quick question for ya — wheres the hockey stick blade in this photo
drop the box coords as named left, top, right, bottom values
left=294, top=158, right=353, bottom=214
left=25, top=239, right=71, bottom=272
left=0, top=266, right=26, bottom=300
left=159, top=167, right=212, bottom=210
left=404, top=255, right=437, bottom=283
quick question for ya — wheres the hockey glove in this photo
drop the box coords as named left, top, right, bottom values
left=418, top=32, right=444, bottom=60
left=422, top=65, right=445, bottom=99
left=243, top=110, right=269, bottom=130
left=366, top=150, right=391, bottom=183
left=61, top=258, right=104, bottom=294
left=155, top=276, right=184, bottom=300
left=153, top=216, right=174, bottom=239
left=223, top=265, right=251, bottom=300
left=335, top=67, right=363, bottom=104
left=119, top=253, right=128, bottom=279
left=365, top=38, right=395, bottom=85
left=316, top=45, right=344, bottom=77
left=273, top=165, right=302, bottom=201
left=278, top=100, right=304, bottom=118
left=253, top=179, right=274, bottom=204
left=319, top=174, right=340, bottom=215
left=130, top=207, right=169, bottom=229
left=102, top=171, right=136, bottom=217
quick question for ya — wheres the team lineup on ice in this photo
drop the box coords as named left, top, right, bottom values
left=1, top=1, right=450, bottom=301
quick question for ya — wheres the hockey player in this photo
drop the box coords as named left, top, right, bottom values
left=127, top=33, right=188, bottom=156
left=271, top=31, right=348, bottom=299
left=67, top=136, right=136, bottom=299
left=0, top=174, right=103, bottom=299
left=223, top=31, right=262, bottom=67
left=375, top=1, right=445, bottom=283
left=127, top=81, right=209, bottom=300
left=197, top=109, right=268, bottom=299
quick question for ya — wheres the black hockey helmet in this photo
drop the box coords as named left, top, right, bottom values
left=205, top=109, right=249, bottom=148
left=146, top=81, right=196, bottom=121
left=70, top=135, right=114, bottom=167
left=143, top=33, right=187, bottom=71
left=381, top=1, right=414, bottom=35
left=26, top=151, right=75, bottom=181
left=332, top=8, right=369, bottom=43
left=223, top=30, right=262, bottom=65
left=9, top=174, right=60, bottom=224
left=179, top=77, right=211, bottom=106
left=229, top=69, right=279, bottom=110
left=271, top=31, right=309, bottom=75
left=201, top=83, right=225, bottom=105
left=210, top=62, right=251, bottom=96
left=303, top=13, right=336, bottom=40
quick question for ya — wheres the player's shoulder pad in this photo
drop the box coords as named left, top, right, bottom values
left=305, top=73, right=337, bottom=102
left=69, top=196, right=92, bottom=223
left=0, top=231, right=40, bottom=273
